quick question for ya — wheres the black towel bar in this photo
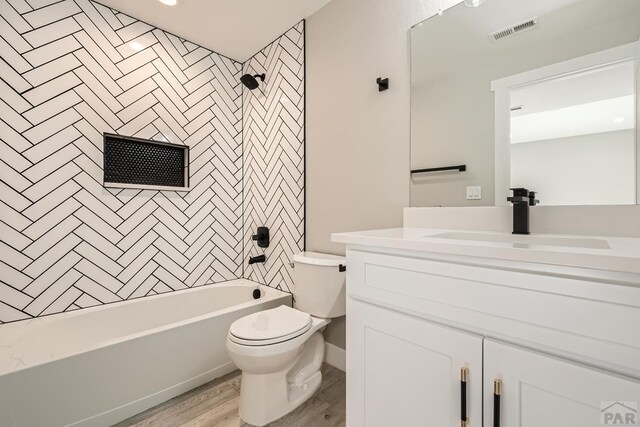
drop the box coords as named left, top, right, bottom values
left=411, top=165, right=466, bottom=174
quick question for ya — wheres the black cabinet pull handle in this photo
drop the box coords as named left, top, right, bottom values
left=493, top=379, right=502, bottom=427
left=460, top=367, right=468, bottom=427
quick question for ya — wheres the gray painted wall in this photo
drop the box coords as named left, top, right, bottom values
left=306, top=0, right=640, bottom=350
left=511, top=130, right=636, bottom=206
left=306, top=0, right=444, bottom=349
left=306, top=0, right=440, bottom=256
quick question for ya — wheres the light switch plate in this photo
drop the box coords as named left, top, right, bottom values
left=466, top=186, right=482, bottom=200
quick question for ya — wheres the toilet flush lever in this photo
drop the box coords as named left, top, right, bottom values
left=339, top=264, right=346, bottom=272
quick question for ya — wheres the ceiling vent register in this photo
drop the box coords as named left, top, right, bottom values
left=489, top=17, right=538, bottom=42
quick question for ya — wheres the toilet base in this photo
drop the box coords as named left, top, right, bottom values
left=238, top=332, right=325, bottom=426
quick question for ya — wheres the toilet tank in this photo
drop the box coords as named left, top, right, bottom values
left=291, top=252, right=346, bottom=318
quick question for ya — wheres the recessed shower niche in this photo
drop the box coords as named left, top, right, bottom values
left=103, top=133, right=190, bottom=191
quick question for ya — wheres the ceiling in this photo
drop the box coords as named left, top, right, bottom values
left=97, top=0, right=334, bottom=61
left=510, top=61, right=635, bottom=117
left=511, top=95, right=635, bottom=144
left=510, top=61, right=636, bottom=144
left=411, top=0, right=640, bottom=87
left=410, top=0, right=639, bottom=145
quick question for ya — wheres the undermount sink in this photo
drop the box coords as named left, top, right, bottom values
left=428, top=232, right=611, bottom=250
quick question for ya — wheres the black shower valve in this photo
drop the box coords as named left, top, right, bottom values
left=252, top=226, right=270, bottom=248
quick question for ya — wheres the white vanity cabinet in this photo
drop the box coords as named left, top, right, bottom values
left=335, top=231, right=640, bottom=427
left=483, top=340, right=640, bottom=427
left=348, top=299, right=483, bottom=427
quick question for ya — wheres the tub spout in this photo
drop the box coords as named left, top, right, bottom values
left=249, top=255, right=266, bottom=265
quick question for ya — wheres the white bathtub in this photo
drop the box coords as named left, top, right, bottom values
left=0, top=279, right=291, bottom=427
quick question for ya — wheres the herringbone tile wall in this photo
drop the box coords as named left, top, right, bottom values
left=0, top=0, right=247, bottom=323
left=243, top=22, right=305, bottom=293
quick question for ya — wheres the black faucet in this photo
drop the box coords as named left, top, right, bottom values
left=507, top=188, right=539, bottom=235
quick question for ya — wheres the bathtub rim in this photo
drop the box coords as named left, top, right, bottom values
left=0, top=279, right=291, bottom=376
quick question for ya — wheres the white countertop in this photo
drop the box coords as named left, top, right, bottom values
left=332, top=228, right=640, bottom=275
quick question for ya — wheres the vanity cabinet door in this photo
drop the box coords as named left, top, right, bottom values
left=347, top=299, right=483, bottom=427
left=483, top=339, right=640, bottom=427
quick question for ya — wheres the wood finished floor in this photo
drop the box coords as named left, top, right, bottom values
left=114, top=364, right=345, bottom=427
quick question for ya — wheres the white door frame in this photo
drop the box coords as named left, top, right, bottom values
left=491, top=41, right=640, bottom=206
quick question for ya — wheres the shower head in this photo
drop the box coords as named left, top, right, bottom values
left=240, top=73, right=265, bottom=90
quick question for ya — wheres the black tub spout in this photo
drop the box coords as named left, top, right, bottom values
left=249, top=255, right=266, bottom=265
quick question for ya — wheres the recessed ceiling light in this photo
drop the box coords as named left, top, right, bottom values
left=464, top=0, right=487, bottom=7
left=129, top=41, right=145, bottom=51
left=614, top=117, right=625, bottom=123
left=158, top=0, right=178, bottom=6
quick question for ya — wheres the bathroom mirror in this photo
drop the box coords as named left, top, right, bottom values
left=410, top=0, right=640, bottom=207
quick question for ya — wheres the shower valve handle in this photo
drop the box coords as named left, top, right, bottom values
left=252, top=226, right=270, bottom=248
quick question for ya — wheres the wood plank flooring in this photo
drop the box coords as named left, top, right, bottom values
left=114, top=364, right=345, bottom=427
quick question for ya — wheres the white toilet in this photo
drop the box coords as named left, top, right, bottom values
left=226, top=252, right=346, bottom=426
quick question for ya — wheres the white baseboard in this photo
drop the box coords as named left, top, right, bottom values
left=324, top=342, right=346, bottom=372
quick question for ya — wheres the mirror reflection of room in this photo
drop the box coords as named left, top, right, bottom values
left=510, top=62, right=636, bottom=206
left=410, top=0, right=640, bottom=207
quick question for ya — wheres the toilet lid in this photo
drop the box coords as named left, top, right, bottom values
left=229, top=305, right=312, bottom=344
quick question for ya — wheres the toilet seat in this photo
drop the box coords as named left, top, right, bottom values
left=229, top=305, right=312, bottom=346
